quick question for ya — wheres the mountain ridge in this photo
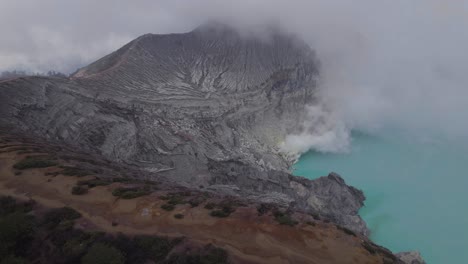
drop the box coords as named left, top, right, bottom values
left=0, top=23, right=366, bottom=235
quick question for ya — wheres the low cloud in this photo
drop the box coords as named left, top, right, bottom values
left=2, top=0, right=468, bottom=151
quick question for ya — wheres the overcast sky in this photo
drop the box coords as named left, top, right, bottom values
left=1, top=0, right=468, bottom=140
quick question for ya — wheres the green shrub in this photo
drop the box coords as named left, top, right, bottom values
left=174, top=214, right=184, bottom=219
left=0, top=212, right=35, bottom=258
left=71, top=185, right=88, bottom=195
left=0, top=196, right=16, bottom=217
left=257, top=203, right=273, bottom=215
left=59, top=166, right=90, bottom=177
left=204, top=203, right=216, bottom=210
left=42, top=207, right=81, bottom=229
left=188, top=197, right=204, bottom=208
left=61, top=238, right=89, bottom=259
left=81, top=243, right=125, bottom=264
left=167, top=195, right=185, bottom=205
left=112, top=187, right=151, bottom=199
left=166, top=245, right=228, bottom=264
left=273, top=211, right=298, bottom=226
left=77, top=178, right=111, bottom=188
left=0, top=255, right=28, bottom=264
left=56, top=219, right=76, bottom=231
left=134, top=236, right=177, bottom=260
left=200, top=246, right=229, bottom=264
left=0, top=196, right=33, bottom=217
left=13, top=156, right=57, bottom=170
left=210, top=210, right=229, bottom=218
left=309, top=213, right=321, bottom=220
left=161, top=204, right=175, bottom=211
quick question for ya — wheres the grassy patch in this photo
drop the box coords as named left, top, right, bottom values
left=13, top=156, right=57, bottom=170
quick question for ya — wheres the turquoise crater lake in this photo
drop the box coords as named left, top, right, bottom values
left=293, top=131, right=468, bottom=264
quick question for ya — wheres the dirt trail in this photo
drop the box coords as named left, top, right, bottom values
left=0, top=141, right=382, bottom=264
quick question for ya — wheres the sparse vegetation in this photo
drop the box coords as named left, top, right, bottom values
left=210, top=205, right=235, bottom=218
left=362, top=241, right=376, bottom=255
left=41, top=207, right=81, bottom=229
left=0, top=212, right=35, bottom=258
left=337, top=225, right=357, bottom=237
left=309, top=213, right=321, bottom=220
left=188, top=197, right=205, bottom=208
left=161, top=204, right=175, bottom=211
left=77, top=178, right=111, bottom=188
left=0, top=196, right=17, bottom=216
left=165, top=244, right=229, bottom=264
left=257, top=203, right=274, bottom=215
left=13, top=156, right=57, bottom=170
left=174, top=213, right=184, bottom=219
left=204, top=201, right=238, bottom=218
left=273, top=211, right=298, bottom=226
left=204, top=203, right=216, bottom=210
left=0, top=255, right=28, bottom=264
left=59, top=166, right=90, bottom=177
left=81, top=243, right=125, bottom=264
left=134, top=235, right=180, bottom=260
left=0, top=196, right=213, bottom=263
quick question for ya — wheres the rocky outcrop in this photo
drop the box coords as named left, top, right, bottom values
left=0, top=23, right=369, bottom=234
left=397, top=251, right=426, bottom=264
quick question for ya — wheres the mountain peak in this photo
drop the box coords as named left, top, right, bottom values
left=71, top=23, right=317, bottom=98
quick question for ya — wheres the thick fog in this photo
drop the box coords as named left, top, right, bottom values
left=1, top=0, right=468, bottom=153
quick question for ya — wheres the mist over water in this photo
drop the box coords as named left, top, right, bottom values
left=293, top=130, right=468, bottom=264
left=279, top=4, right=468, bottom=263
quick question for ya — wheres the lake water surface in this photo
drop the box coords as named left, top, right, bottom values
left=293, top=131, right=468, bottom=264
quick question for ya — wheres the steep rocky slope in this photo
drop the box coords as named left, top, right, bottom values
left=0, top=23, right=366, bottom=234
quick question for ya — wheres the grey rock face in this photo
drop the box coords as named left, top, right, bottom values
left=396, top=251, right=426, bottom=264
left=0, top=23, right=368, bottom=234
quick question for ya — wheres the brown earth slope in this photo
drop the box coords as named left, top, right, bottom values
left=0, top=133, right=401, bottom=264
